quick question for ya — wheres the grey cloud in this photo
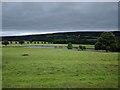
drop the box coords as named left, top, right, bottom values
left=2, top=2, right=118, bottom=36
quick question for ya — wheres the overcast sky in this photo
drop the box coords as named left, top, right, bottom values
left=2, top=2, right=118, bottom=36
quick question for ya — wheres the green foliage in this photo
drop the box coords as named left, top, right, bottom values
left=29, top=40, right=33, bottom=44
left=37, top=41, right=39, bottom=44
left=95, top=32, right=117, bottom=52
left=10, top=41, right=12, bottom=44
left=44, top=42, right=46, bottom=44
left=117, top=40, right=120, bottom=51
left=79, top=45, right=86, bottom=50
left=67, top=42, right=73, bottom=49
left=2, top=40, right=9, bottom=46
left=2, top=31, right=119, bottom=45
left=19, top=40, right=24, bottom=45
left=34, top=41, right=36, bottom=44
left=27, top=42, right=29, bottom=44
left=15, top=41, right=17, bottom=44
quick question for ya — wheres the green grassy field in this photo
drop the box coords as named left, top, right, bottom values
left=2, top=45, right=118, bottom=88
left=3, top=41, right=94, bottom=48
left=3, top=42, right=94, bottom=49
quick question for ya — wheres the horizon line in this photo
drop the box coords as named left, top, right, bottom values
left=2, top=30, right=119, bottom=37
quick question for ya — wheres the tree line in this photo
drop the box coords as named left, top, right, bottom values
left=67, top=32, right=120, bottom=52
left=2, top=31, right=110, bottom=44
left=2, top=32, right=120, bottom=52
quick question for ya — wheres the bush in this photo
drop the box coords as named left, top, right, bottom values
left=79, top=45, right=86, bottom=50
left=37, top=41, right=39, bottom=44
left=19, top=40, right=24, bottom=45
left=10, top=41, right=12, bottom=44
left=2, top=40, right=9, bottom=46
left=29, top=40, right=33, bottom=44
left=67, top=42, right=73, bottom=49
left=22, top=54, right=29, bottom=56
left=15, top=41, right=17, bottom=44
left=44, top=42, right=46, bottom=44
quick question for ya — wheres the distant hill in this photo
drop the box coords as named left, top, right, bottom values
left=2, top=31, right=120, bottom=44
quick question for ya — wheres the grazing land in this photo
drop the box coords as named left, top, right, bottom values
left=2, top=44, right=118, bottom=88
left=3, top=42, right=94, bottom=49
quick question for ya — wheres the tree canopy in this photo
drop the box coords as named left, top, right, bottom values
left=95, top=32, right=117, bottom=52
left=19, top=40, right=24, bottom=45
left=2, top=40, right=9, bottom=46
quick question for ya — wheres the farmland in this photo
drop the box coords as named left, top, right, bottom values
left=2, top=44, right=119, bottom=88
left=2, top=2, right=120, bottom=88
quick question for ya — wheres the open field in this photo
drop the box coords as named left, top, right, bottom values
left=2, top=45, right=119, bottom=88
left=2, top=42, right=94, bottom=49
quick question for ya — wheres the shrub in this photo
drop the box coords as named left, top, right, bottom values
left=2, top=40, right=9, bottom=46
left=15, top=41, right=17, bottom=44
left=10, top=41, right=12, bottom=44
left=44, top=42, right=46, bottom=44
left=67, top=42, right=73, bottom=49
left=37, top=42, right=39, bottom=44
left=22, top=54, right=29, bottom=56
left=29, top=40, right=33, bottom=44
left=19, top=40, right=24, bottom=45
left=79, top=45, right=86, bottom=50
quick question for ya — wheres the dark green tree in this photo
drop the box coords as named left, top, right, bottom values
left=19, top=40, right=24, bottom=45
left=29, top=40, right=33, bottom=44
left=95, top=32, right=117, bottom=52
left=2, top=40, right=9, bottom=46
left=10, top=41, right=12, bottom=44
left=95, top=42, right=102, bottom=50
left=37, top=41, right=39, bottom=44
left=15, top=41, right=17, bottom=44
left=117, top=40, right=120, bottom=52
left=79, top=45, right=86, bottom=50
left=67, top=42, right=73, bottom=49
left=44, top=42, right=46, bottom=44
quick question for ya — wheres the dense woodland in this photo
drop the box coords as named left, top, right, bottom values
left=2, top=31, right=120, bottom=45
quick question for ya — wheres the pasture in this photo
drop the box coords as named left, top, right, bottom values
left=2, top=44, right=119, bottom=88
left=3, top=42, right=94, bottom=49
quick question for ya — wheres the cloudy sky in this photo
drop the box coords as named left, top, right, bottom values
left=2, top=2, right=118, bottom=36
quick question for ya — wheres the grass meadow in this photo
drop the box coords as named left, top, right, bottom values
left=2, top=44, right=119, bottom=88
left=4, top=42, right=94, bottom=49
